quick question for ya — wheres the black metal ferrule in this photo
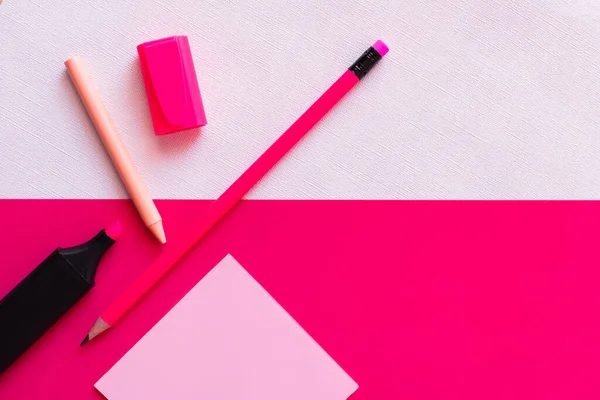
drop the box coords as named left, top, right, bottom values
left=349, top=46, right=383, bottom=80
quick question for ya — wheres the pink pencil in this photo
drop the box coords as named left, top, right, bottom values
left=83, top=40, right=389, bottom=344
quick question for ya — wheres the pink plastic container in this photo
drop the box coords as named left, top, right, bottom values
left=137, top=36, right=207, bottom=135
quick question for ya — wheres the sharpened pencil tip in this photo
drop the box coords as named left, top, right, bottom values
left=83, top=317, right=111, bottom=345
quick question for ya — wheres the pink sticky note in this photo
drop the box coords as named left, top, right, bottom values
left=95, top=254, right=358, bottom=400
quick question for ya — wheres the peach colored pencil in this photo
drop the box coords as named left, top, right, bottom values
left=65, top=56, right=166, bottom=244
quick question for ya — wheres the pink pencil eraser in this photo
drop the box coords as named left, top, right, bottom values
left=372, top=40, right=389, bottom=57
left=137, top=36, right=207, bottom=135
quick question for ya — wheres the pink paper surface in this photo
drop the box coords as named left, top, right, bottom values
left=95, top=254, right=358, bottom=400
left=0, top=200, right=600, bottom=399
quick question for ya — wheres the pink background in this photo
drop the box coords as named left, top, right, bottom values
left=0, top=200, right=599, bottom=399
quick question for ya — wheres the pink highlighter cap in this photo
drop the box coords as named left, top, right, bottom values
left=105, top=221, right=123, bottom=241
left=137, top=36, right=207, bottom=135
left=372, top=40, right=389, bottom=57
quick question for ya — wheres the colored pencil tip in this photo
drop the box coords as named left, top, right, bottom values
left=148, top=220, right=167, bottom=244
left=83, top=317, right=111, bottom=345
left=105, top=220, right=123, bottom=241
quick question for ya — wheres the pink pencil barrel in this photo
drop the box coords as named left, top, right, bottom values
left=99, top=41, right=389, bottom=329
left=102, top=70, right=360, bottom=324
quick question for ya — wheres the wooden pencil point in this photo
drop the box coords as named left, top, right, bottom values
left=82, top=317, right=111, bottom=346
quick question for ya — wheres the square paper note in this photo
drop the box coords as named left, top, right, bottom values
left=96, top=254, right=358, bottom=400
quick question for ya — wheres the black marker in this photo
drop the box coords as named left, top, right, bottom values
left=0, top=221, right=122, bottom=375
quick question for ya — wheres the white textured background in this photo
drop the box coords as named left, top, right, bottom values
left=1, top=0, right=600, bottom=199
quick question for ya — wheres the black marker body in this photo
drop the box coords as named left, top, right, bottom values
left=0, top=229, right=115, bottom=375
